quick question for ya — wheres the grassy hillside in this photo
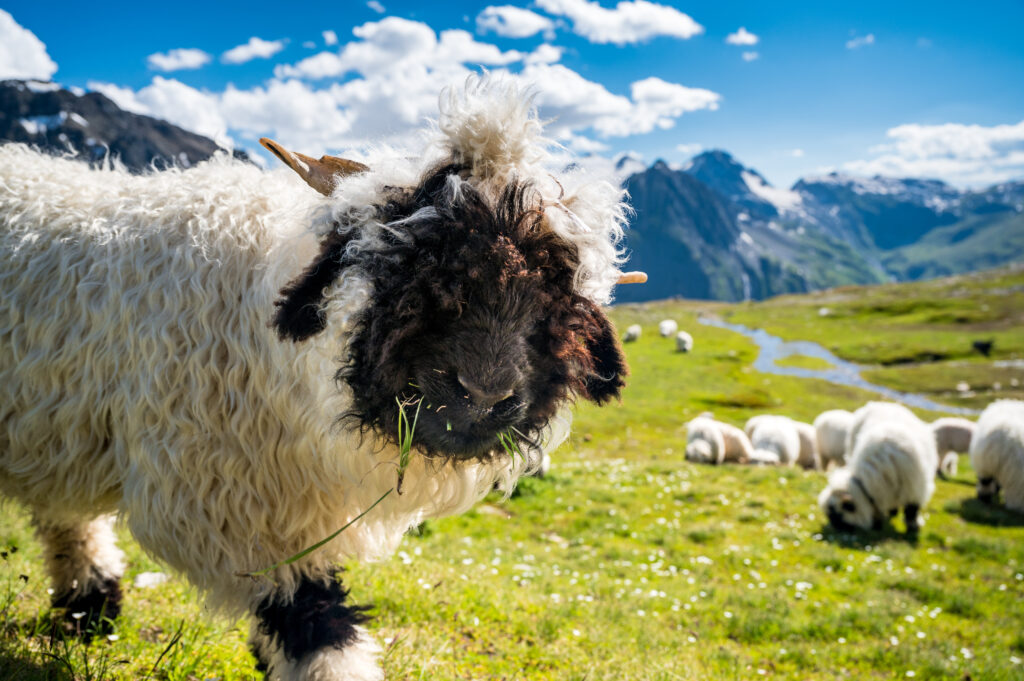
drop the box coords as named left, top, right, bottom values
left=2, top=268, right=1023, bottom=680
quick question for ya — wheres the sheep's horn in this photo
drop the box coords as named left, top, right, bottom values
left=259, top=137, right=369, bottom=196
left=617, top=271, right=648, bottom=285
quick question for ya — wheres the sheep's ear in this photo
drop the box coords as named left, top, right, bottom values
left=260, top=138, right=368, bottom=196
left=272, top=230, right=355, bottom=342
left=579, top=301, right=628, bottom=404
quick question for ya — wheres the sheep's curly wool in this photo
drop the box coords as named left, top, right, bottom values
left=969, top=400, right=1024, bottom=512
left=814, top=409, right=854, bottom=468
left=0, top=74, right=629, bottom=632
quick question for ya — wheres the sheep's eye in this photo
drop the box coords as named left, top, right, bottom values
left=840, top=500, right=856, bottom=513
left=979, top=477, right=994, bottom=485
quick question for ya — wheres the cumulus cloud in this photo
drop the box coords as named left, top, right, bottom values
left=725, top=27, right=758, bottom=46
left=525, top=43, right=564, bottom=65
left=323, top=30, right=338, bottom=46
left=222, top=37, right=285, bottom=65
left=843, top=120, right=1024, bottom=187
left=535, top=0, right=703, bottom=45
left=147, top=48, right=212, bottom=72
left=846, top=33, right=875, bottom=50
left=742, top=51, right=759, bottom=62
left=477, top=6, right=555, bottom=39
left=0, top=9, right=58, bottom=80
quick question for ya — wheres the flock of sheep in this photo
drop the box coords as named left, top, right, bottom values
left=685, top=397, right=1024, bottom=533
left=622, top=318, right=693, bottom=352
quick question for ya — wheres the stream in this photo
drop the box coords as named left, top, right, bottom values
left=698, top=316, right=979, bottom=416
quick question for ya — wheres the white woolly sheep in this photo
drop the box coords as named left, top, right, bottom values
left=820, top=403, right=937, bottom=533
left=658, top=319, right=678, bottom=337
left=746, top=415, right=801, bottom=466
left=931, top=417, right=975, bottom=479
left=0, top=76, right=640, bottom=681
left=623, top=323, right=642, bottom=342
left=675, top=330, right=694, bottom=353
left=686, top=415, right=753, bottom=465
left=814, top=409, right=854, bottom=468
left=969, top=400, right=1024, bottom=513
left=745, top=415, right=820, bottom=470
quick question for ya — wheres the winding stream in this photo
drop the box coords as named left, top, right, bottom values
left=698, top=316, right=979, bottom=416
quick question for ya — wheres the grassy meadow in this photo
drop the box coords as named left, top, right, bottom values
left=2, top=266, right=1024, bottom=680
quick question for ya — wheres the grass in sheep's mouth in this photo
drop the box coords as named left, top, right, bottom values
left=496, top=428, right=524, bottom=464
left=395, top=396, right=422, bottom=495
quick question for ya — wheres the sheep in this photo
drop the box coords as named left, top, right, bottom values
left=658, top=319, right=678, bottom=337
left=685, top=415, right=753, bottom=465
left=820, top=402, right=937, bottom=533
left=969, top=400, right=1024, bottom=513
left=623, top=323, right=642, bottom=342
left=814, top=409, right=854, bottom=468
left=675, top=330, right=694, bottom=353
left=745, top=415, right=820, bottom=470
left=745, top=415, right=800, bottom=466
left=931, top=417, right=975, bottom=479
left=0, top=76, right=640, bottom=681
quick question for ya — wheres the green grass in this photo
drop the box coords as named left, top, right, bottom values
left=774, top=354, right=835, bottom=371
left=2, top=267, right=1024, bottom=680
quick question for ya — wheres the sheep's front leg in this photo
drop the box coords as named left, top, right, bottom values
left=33, top=515, right=124, bottom=637
left=903, top=504, right=922, bottom=534
left=250, top=572, right=382, bottom=681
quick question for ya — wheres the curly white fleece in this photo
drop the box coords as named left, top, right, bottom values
left=0, top=75, right=625, bottom=619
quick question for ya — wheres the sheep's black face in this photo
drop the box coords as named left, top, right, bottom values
left=273, top=164, right=627, bottom=460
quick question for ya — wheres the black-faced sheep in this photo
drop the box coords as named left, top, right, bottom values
left=0, top=77, right=639, bottom=681
left=820, top=402, right=937, bottom=534
left=744, top=415, right=820, bottom=470
left=931, top=416, right=975, bottom=479
left=675, top=330, right=693, bottom=353
left=623, top=323, right=642, bottom=342
left=969, top=400, right=1024, bottom=512
left=685, top=415, right=753, bottom=465
left=745, top=415, right=801, bottom=467
left=814, top=409, right=854, bottom=468
left=658, top=319, right=678, bottom=337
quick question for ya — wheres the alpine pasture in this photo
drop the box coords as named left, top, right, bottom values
left=2, top=267, right=1023, bottom=680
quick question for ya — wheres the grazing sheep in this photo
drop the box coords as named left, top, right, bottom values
left=814, top=409, right=854, bottom=468
left=748, top=416, right=801, bottom=466
left=931, top=417, right=975, bottom=479
left=745, top=415, right=820, bottom=470
left=820, top=403, right=937, bottom=533
left=0, top=76, right=639, bottom=680
left=623, top=324, right=642, bottom=342
left=969, top=400, right=1024, bottom=512
left=675, top=330, right=694, bottom=353
left=658, top=319, right=678, bottom=337
left=686, top=415, right=753, bottom=465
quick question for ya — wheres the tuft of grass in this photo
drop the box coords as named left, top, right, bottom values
left=395, top=396, right=422, bottom=494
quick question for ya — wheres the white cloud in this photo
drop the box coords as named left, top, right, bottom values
left=676, top=143, right=702, bottom=156
left=843, top=120, right=1024, bottom=187
left=147, top=48, right=211, bottom=72
left=536, top=0, right=703, bottom=45
left=367, top=1, right=386, bottom=13
left=222, top=37, right=285, bottom=65
left=0, top=9, right=58, bottom=80
left=725, top=27, right=758, bottom=46
left=790, top=148, right=805, bottom=158
left=525, top=43, right=564, bottom=65
left=322, top=30, right=339, bottom=46
left=742, top=51, right=759, bottom=62
left=845, top=33, right=875, bottom=50
left=477, top=6, right=555, bottom=39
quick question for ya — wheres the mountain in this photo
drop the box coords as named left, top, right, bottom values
left=0, top=79, right=246, bottom=171
left=620, top=151, right=1024, bottom=303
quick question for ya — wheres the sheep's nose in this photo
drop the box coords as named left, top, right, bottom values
left=457, top=375, right=515, bottom=409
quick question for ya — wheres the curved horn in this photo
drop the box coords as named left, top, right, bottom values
left=260, top=137, right=369, bottom=196
left=617, top=271, right=648, bottom=285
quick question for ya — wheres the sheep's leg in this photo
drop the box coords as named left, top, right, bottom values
left=250, top=572, right=382, bottom=681
left=33, top=515, right=124, bottom=637
left=903, top=504, right=922, bottom=534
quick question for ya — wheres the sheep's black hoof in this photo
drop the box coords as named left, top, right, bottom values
left=904, top=504, right=921, bottom=535
left=52, top=576, right=122, bottom=639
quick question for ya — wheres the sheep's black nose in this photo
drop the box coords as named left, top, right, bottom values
left=457, top=375, right=515, bottom=409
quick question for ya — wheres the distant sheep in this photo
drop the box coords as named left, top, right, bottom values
left=969, top=400, right=1024, bottom=513
left=623, top=324, right=642, bottom=342
left=814, top=409, right=854, bottom=469
left=675, top=330, right=693, bottom=353
left=686, top=415, right=753, bottom=465
left=932, top=417, right=975, bottom=479
left=819, top=406, right=937, bottom=533
left=659, top=319, right=678, bottom=337
left=745, top=415, right=820, bottom=470
left=0, top=77, right=637, bottom=680
left=747, top=415, right=801, bottom=466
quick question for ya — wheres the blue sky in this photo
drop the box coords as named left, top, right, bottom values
left=2, top=1, right=1023, bottom=188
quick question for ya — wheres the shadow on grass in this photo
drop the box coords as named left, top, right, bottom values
left=0, top=643, right=75, bottom=681
left=946, top=497, right=1024, bottom=527
left=818, top=523, right=920, bottom=550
